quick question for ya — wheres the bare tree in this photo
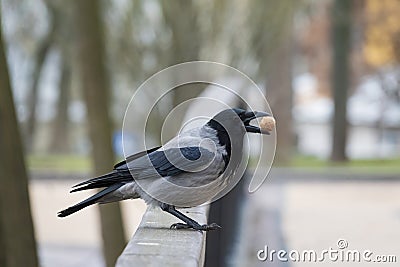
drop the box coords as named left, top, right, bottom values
left=72, top=1, right=126, bottom=266
left=248, top=0, right=296, bottom=164
left=48, top=1, right=74, bottom=154
left=50, top=56, right=71, bottom=153
left=0, top=7, right=39, bottom=267
left=25, top=3, right=57, bottom=152
left=330, top=0, right=353, bottom=162
left=265, top=12, right=294, bottom=164
left=158, top=1, right=207, bottom=137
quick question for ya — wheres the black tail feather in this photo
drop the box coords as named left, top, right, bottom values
left=70, top=182, right=111, bottom=193
left=72, top=171, right=118, bottom=188
left=58, top=183, right=123, bottom=217
left=70, top=170, right=132, bottom=193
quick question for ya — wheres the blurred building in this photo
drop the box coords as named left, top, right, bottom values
left=294, top=70, right=400, bottom=159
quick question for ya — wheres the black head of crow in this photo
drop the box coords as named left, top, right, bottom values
left=58, top=108, right=272, bottom=231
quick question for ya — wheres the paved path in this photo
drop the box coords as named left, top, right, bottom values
left=30, top=178, right=146, bottom=267
left=236, top=173, right=400, bottom=267
left=30, top=170, right=400, bottom=267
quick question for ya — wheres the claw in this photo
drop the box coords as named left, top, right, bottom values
left=169, top=222, right=221, bottom=231
left=202, top=222, right=221, bottom=231
left=170, top=223, right=192, bottom=230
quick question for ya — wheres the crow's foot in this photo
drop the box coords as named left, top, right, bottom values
left=170, top=222, right=221, bottom=231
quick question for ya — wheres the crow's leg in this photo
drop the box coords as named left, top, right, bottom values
left=160, top=203, right=221, bottom=231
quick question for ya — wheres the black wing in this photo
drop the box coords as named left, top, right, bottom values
left=148, top=146, right=213, bottom=177
left=71, top=146, right=161, bottom=192
left=114, top=146, right=161, bottom=169
left=71, top=146, right=215, bottom=192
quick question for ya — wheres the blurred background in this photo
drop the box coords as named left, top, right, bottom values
left=0, top=0, right=399, bottom=267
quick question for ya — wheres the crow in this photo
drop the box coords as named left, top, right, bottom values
left=58, top=108, right=272, bottom=231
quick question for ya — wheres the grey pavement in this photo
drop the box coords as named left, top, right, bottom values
left=30, top=169, right=400, bottom=267
left=39, top=244, right=103, bottom=267
left=235, top=170, right=400, bottom=267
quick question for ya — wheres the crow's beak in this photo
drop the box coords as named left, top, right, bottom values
left=243, top=111, right=271, bottom=135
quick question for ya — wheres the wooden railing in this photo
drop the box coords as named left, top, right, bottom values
left=116, top=205, right=208, bottom=267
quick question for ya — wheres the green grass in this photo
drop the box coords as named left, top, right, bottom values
left=28, top=153, right=400, bottom=175
left=291, top=155, right=400, bottom=174
left=28, top=154, right=92, bottom=172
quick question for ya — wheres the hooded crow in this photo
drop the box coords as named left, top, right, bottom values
left=58, top=108, right=272, bottom=231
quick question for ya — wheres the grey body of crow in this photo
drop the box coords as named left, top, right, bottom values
left=58, top=125, right=231, bottom=217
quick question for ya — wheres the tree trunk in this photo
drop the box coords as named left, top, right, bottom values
left=25, top=10, right=56, bottom=152
left=330, top=0, right=353, bottom=162
left=49, top=56, right=70, bottom=153
left=0, top=10, right=39, bottom=267
left=160, top=0, right=205, bottom=135
left=265, top=8, right=294, bottom=165
left=73, top=1, right=126, bottom=267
